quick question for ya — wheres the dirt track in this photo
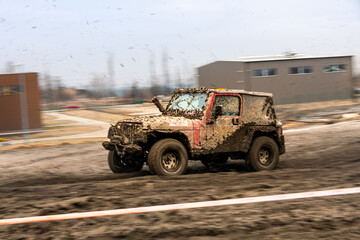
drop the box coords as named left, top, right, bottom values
left=1, top=121, right=360, bottom=239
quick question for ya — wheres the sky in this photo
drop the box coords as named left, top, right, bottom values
left=0, top=0, right=359, bottom=88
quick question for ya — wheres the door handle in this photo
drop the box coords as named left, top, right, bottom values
left=232, top=118, right=239, bottom=125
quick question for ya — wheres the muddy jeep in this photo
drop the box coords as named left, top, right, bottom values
left=103, top=87, right=285, bottom=176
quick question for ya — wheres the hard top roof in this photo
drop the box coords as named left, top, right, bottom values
left=174, top=87, right=273, bottom=97
left=209, top=88, right=273, bottom=97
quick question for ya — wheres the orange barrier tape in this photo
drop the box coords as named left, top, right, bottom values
left=1, top=187, right=359, bottom=225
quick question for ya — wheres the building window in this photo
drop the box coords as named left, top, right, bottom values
left=253, top=68, right=277, bottom=77
left=289, top=66, right=313, bottom=75
left=1, top=86, right=10, bottom=95
left=10, top=85, right=23, bottom=94
left=0, top=85, right=23, bottom=95
left=324, top=64, right=346, bottom=72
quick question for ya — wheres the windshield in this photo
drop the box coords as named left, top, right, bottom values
left=167, top=93, right=207, bottom=113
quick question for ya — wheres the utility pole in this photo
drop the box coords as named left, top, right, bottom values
left=162, top=47, right=170, bottom=95
left=175, top=66, right=182, bottom=88
left=107, top=53, right=115, bottom=97
left=149, top=53, right=157, bottom=96
left=182, top=60, right=189, bottom=88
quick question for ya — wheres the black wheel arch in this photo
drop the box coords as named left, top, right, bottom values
left=251, top=129, right=282, bottom=153
left=143, top=131, right=192, bottom=159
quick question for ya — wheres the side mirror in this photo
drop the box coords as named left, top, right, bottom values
left=214, top=105, right=223, bottom=119
left=207, top=105, right=223, bottom=124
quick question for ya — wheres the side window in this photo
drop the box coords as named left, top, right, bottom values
left=211, top=95, right=240, bottom=116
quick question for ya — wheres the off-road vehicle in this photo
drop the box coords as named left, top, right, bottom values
left=103, top=87, right=285, bottom=176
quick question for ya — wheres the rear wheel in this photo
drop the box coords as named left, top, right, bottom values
left=108, top=150, right=144, bottom=173
left=148, top=138, right=188, bottom=176
left=246, top=136, right=279, bottom=171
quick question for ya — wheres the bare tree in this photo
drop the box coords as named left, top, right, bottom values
left=130, top=80, right=139, bottom=100
left=149, top=53, right=161, bottom=96
left=90, top=73, right=105, bottom=99
left=174, top=66, right=182, bottom=88
left=54, top=77, right=71, bottom=101
left=4, top=61, right=15, bottom=73
left=40, top=73, right=54, bottom=103
left=39, top=74, right=71, bottom=103
left=107, top=53, right=115, bottom=97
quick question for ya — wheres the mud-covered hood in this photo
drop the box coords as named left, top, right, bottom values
left=117, top=115, right=194, bottom=131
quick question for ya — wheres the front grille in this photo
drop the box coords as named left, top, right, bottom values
left=115, top=123, right=141, bottom=144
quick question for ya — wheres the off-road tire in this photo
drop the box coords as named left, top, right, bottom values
left=108, top=150, right=144, bottom=173
left=246, top=136, right=279, bottom=171
left=148, top=138, right=188, bottom=176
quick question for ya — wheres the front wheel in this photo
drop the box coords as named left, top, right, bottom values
left=246, top=136, right=279, bottom=171
left=148, top=138, right=188, bottom=176
left=108, top=150, right=144, bottom=173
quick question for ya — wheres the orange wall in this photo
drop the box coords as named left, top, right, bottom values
left=0, top=73, right=42, bottom=132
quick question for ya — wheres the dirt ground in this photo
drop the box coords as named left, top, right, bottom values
left=62, top=109, right=128, bottom=124
left=5, top=125, right=103, bottom=141
left=0, top=120, right=360, bottom=239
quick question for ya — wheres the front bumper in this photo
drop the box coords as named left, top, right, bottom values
left=102, top=141, right=143, bottom=157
